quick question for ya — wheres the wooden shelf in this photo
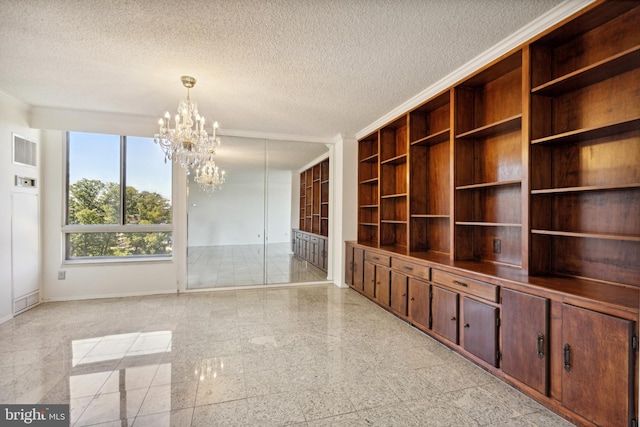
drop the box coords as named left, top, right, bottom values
left=359, top=204, right=378, bottom=209
left=411, top=214, right=450, bottom=219
left=380, top=153, right=407, bottom=165
left=531, top=117, right=640, bottom=145
left=359, top=223, right=378, bottom=227
left=532, top=229, right=640, bottom=242
left=299, top=158, right=329, bottom=236
left=410, top=128, right=450, bottom=146
left=532, top=46, right=640, bottom=96
left=456, top=180, right=521, bottom=191
left=381, top=193, right=407, bottom=199
left=531, top=183, right=640, bottom=194
left=360, top=153, right=378, bottom=163
left=359, top=177, right=378, bottom=185
left=381, top=220, right=408, bottom=224
left=456, top=115, right=522, bottom=139
left=456, top=222, right=522, bottom=227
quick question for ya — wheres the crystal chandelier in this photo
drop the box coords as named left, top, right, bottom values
left=194, top=159, right=226, bottom=193
left=154, top=76, right=221, bottom=172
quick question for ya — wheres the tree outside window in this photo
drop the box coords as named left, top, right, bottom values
left=65, top=132, right=172, bottom=259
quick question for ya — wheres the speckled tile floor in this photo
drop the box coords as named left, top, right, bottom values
left=0, top=285, right=575, bottom=426
left=187, top=243, right=327, bottom=289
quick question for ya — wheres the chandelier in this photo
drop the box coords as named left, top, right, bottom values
left=194, top=159, right=226, bottom=193
left=154, top=76, right=221, bottom=172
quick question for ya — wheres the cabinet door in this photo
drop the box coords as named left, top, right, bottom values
left=501, top=288, right=549, bottom=395
left=463, top=297, right=499, bottom=367
left=345, top=244, right=354, bottom=286
left=408, top=278, right=430, bottom=330
left=321, top=239, right=328, bottom=270
left=432, top=286, right=459, bottom=344
left=353, top=248, right=364, bottom=291
left=375, top=266, right=391, bottom=306
left=390, top=272, right=408, bottom=316
left=363, top=260, right=376, bottom=298
left=562, top=304, right=635, bottom=427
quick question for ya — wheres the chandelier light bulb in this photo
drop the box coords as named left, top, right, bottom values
left=153, top=75, right=226, bottom=192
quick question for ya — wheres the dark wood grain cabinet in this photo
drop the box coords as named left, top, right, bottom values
left=408, top=278, right=430, bottom=331
left=293, top=230, right=327, bottom=272
left=501, top=288, right=549, bottom=395
left=561, top=304, right=635, bottom=427
left=348, top=2, right=640, bottom=424
left=462, top=297, right=499, bottom=367
left=390, top=271, right=408, bottom=316
left=375, top=265, right=391, bottom=306
left=352, top=247, right=364, bottom=291
left=431, top=285, right=459, bottom=344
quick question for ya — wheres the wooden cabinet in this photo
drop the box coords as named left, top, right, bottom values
left=501, top=288, right=549, bottom=395
left=363, top=260, right=376, bottom=298
left=292, top=230, right=327, bottom=272
left=348, top=2, right=639, bottom=424
left=408, top=278, right=430, bottom=331
left=375, top=265, right=391, bottom=306
left=462, top=297, right=499, bottom=367
left=363, top=252, right=391, bottom=301
left=431, top=285, right=459, bottom=344
left=528, top=2, right=640, bottom=286
left=454, top=50, right=525, bottom=269
left=295, top=158, right=329, bottom=272
left=561, top=304, right=635, bottom=427
left=379, top=117, right=409, bottom=250
left=390, top=271, right=408, bottom=316
left=299, top=159, right=329, bottom=236
left=409, top=91, right=452, bottom=255
left=358, top=133, right=379, bottom=245
left=352, top=247, right=364, bottom=291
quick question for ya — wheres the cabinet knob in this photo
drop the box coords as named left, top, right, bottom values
left=563, top=343, right=571, bottom=372
left=464, top=323, right=470, bottom=328
left=450, top=316, right=456, bottom=321
left=402, top=293, right=406, bottom=297
left=410, top=297, right=414, bottom=301
left=537, top=333, right=545, bottom=359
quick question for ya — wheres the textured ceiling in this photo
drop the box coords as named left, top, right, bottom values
left=0, top=0, right=568, bottom=141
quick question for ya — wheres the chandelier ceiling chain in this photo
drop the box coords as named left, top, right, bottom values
left=154, top=76, right=226, bottom=192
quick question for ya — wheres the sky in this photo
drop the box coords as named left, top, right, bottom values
left=69, top=132, right=172, bottom=199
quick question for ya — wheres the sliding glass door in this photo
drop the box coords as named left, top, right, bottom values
left=186, top=137, right=329, bottom=290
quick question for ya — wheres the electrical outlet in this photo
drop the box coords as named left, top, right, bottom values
left=58, top=270, right=66, bottom=280
left=493, top=239, right=501, bottom=254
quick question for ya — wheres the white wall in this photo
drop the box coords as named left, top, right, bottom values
left=187, top=168, right=292, bottom=247
left=0, top=92, right=41, bottom=322
left=331, top=136, right=357, bottom=286
left=40, top=126, right=180, bottom=301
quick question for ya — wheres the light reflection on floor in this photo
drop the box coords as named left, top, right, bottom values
left=187, top=243, right=327, bottom=289
left=0, top=285, right=576, bottom=426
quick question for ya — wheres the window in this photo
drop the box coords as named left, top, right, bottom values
left=64, top=132, right=172, bottom=260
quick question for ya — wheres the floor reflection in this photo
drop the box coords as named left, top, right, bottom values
left=187, top=243, right=327, bottom=289
left=0, top=285, right=575, bottom=426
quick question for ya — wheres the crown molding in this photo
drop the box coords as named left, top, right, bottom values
left=220, top=128, right=335, bottom=144
left=355, top=0, right=596, bottom=140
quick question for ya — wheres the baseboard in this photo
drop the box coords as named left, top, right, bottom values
left=0, top=313, right=13, bottom=325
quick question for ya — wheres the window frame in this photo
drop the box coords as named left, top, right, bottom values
left=62, top=132, right=173, bottom=262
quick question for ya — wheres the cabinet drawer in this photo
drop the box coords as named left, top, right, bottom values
left=310, top=236, right=319, bottom=244
left=432, top=270, right=498, bottom=302
left=302, top=233, right=310, bottom=241
left=392, top=258, right=430, bottom=281
left=364, top=252, right=391, bottom=267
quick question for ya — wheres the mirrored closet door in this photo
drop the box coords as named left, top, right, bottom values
left=186, top=137, right=329, bottom=289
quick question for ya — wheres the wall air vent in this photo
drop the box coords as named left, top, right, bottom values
left=13, top=134, right=37, bottom=167
left=13, top=290, right=40, bottom=315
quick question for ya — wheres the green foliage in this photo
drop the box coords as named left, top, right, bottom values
left=68, top=178, right=172, bottom=257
